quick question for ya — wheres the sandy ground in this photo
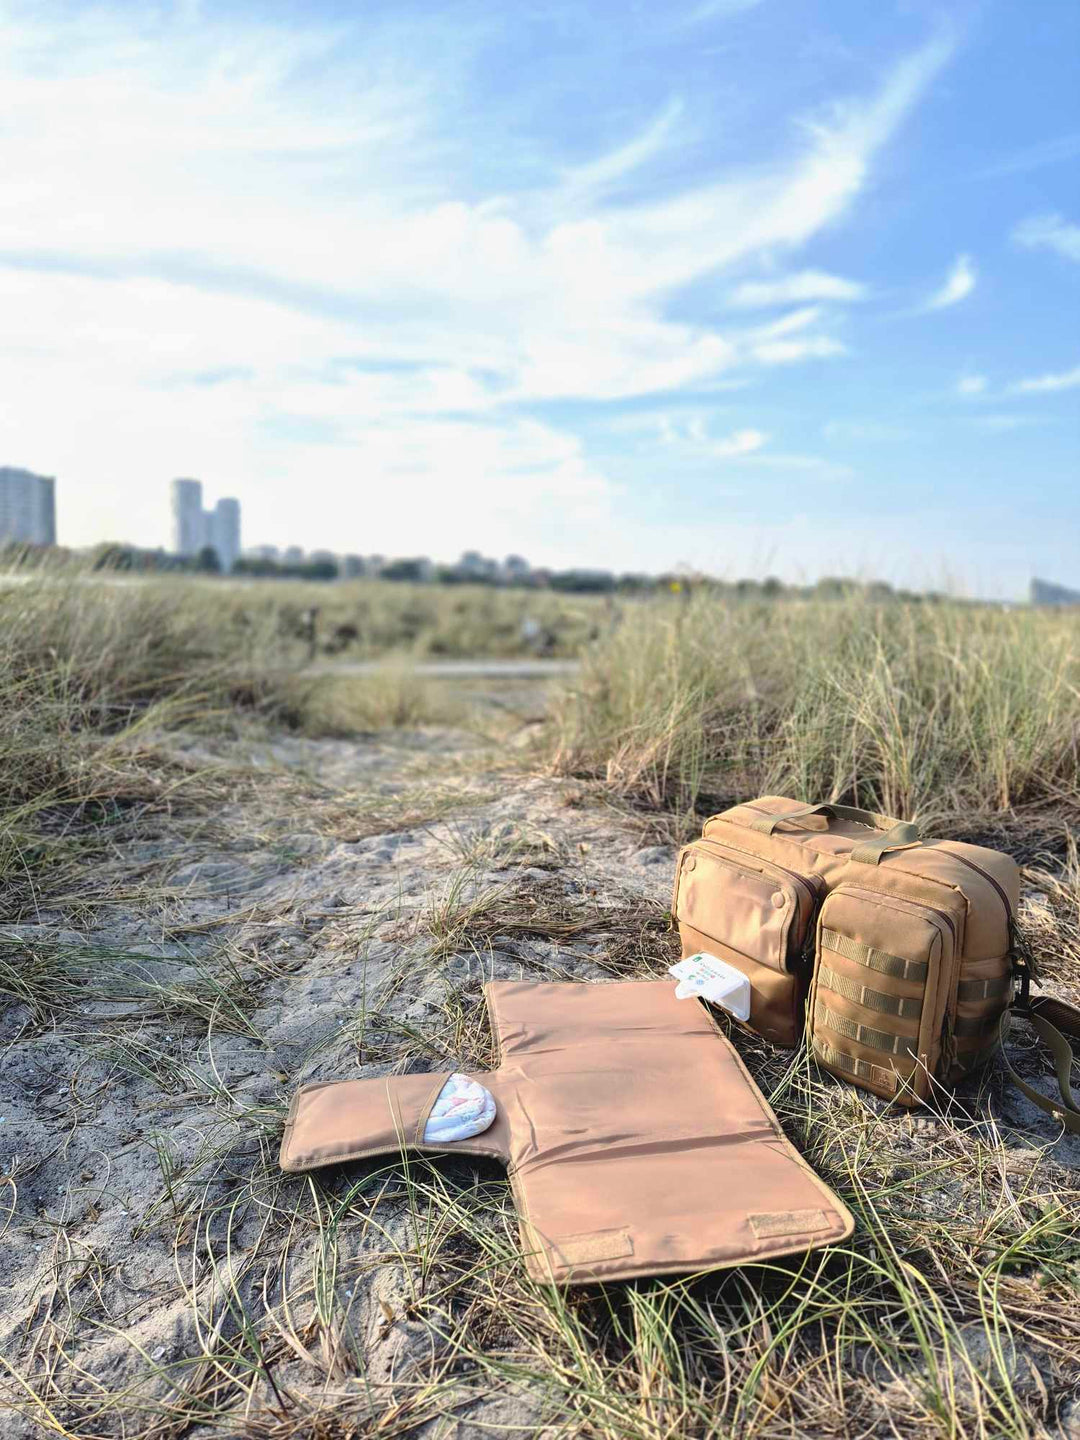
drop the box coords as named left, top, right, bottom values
left=2, top=708, right=1078, bottom=1438
left=0, top=714, right=685, bottom=1437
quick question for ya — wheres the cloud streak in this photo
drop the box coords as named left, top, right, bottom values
left=727, top=270, right=868, bottom=308
left=925, top=254, right=976, bottom=310
left=976, top=133, right=1080, bottom=181
left=1012, top=213, right=1080, bottom=263
left=713, top=428, right=768, bottom=456
left=1014, top=364, right=1080, bottom=394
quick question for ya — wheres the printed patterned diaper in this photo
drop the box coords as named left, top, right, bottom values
left=422, top=1073, right=497, bottom=1143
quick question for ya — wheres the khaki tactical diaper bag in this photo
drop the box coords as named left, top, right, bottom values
left=675, top=796, right=1080, bottom=1129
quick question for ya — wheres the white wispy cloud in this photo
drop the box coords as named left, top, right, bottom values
left=557, top=100, right=686, bottom=206
left=822, top=419, right=911, bottom=443
left=745, top=452, right=855, bottom=479
left=1013, top=364, right=1080, bottom=394
left=956, top=374, right=987, bottom=395
left=657, top=417, right=847, bottom=476
left=1012, top=213, right=1080, bottom=263
left=752, top=336, right=847, bottom=365
left=727, top=271, right=868, bottom=308
left=976, top=133, right=1080, bottom=180
left=684, top=0, right=765, bottom=25
left=713, top=428, right=768, bottom=456
left=0, top=5, right=950, bottom=553
left=925, top=254, right=976, bottom=309
left=740, top=305, right=847, bottom=362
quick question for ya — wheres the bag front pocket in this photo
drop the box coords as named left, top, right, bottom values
left=674, top=841, right=822, bottom=1046
left=809, top=886, right=956, bottom=1104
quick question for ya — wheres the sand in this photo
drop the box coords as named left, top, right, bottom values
left=2, top=718, right=1077, bottom=1437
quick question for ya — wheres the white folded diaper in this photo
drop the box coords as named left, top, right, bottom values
left=423, top=1073, right=497, bottom=1143
left=669, top=952, right=752, bottom=1021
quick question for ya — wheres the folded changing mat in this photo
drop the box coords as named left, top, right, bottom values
left=280, top=979, right=854, bottom=1285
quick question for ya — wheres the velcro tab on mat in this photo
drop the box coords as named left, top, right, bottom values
left=749, top=1208, right=829, bottom=1239
left=547, top=1229, right=634, bottom=1266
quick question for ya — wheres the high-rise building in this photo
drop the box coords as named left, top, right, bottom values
left=169, top=480, right=241, bottom=572
left=1031, top=578, right=1080, bottom=607
left=37, top=476, right=56, bottom=546
left=170, top=478, right=206, bottom=556
left=209, top=498, right=241, bottom=573
left=0, top=467, right=57, bottom=546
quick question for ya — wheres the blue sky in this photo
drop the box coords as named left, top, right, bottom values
left=1, top=0, right=1077, bottom=593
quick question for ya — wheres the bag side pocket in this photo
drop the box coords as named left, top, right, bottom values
left=948, top=954, right=1013, bottom=1077
left=674, top=841, right=822, bottom=1046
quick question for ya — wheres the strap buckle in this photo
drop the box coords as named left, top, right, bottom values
left=1012, top=960, right=1032, bottom=1014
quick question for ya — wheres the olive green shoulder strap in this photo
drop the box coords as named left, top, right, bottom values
left=999, top=994, right=1080, bottom=1135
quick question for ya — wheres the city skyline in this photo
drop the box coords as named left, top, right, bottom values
left=1, top=465, right=1076, bottom=600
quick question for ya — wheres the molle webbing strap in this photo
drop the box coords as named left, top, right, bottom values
left=958, top=974, right=1012, bottom=1002
left=813, top=1002, right=915, bottom=1057
left=820, top=929, right=929, bottom=984
left=812, top=1038, right=899, bottom=1093
left=818, top=964, right=922, bottom=1020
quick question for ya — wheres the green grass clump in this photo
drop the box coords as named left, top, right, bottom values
left=549, top=594, right=1080, bottom=835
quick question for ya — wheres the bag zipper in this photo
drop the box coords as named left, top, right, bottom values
left=694, top=836, right=824, bottom=912
left=723, top=805, right=1014, bottom=953
left=941, top=849, right=1031, bottom=980
left=692, top=838, right=824, bottom=973
left=836, top=884, right=957, bottom=949
left=684, top=845, right=799, bottom=902
left=676, top=842, right=810, bottom=974
left=945, top=849, right=1012, bottom=922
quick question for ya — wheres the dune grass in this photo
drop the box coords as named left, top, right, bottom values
left=549, top=593, right=1080, bottom=840
left=0, top=575, right=569, bottom=910
left=0, top=569, right=609, bottom=660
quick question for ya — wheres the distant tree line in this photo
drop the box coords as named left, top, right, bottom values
left=0, top=540, right=948, bottom=604
left=232, top=554, right=338, bottom=580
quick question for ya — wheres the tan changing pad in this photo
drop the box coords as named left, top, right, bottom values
left=280, top=979, right=854, bottom=1285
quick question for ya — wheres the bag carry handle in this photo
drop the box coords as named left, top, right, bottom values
left=748, top=802, right=920, bottom=865
left=1000, top=990, right=1080, bottom=1135
left=850, top=823, right=922, bottom=866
